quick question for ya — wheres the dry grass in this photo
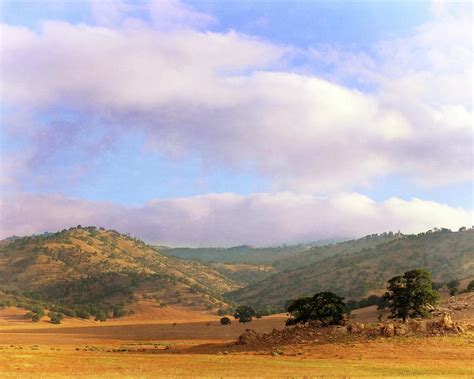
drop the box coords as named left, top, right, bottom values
left=1, top=304, right=473, bottom=377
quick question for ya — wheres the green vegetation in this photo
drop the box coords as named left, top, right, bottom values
left=0, top=226, right=239, bottom=320
left=228, top=229, right=473, bottom=309
left=447, top=279, right=460, bottom=296
left=286, top=292, right=346, bottom=326
left=382, top=269, right=439, bottom=322
left=233, top=305, right=256, bottom=323
left=161, top=244, right=311, bottom=264
left=94, top=310, right=107, bottom=322
left=220, top=316, right=231, bottom=325
left=48, top=312, right=65, bottom=324
left=1, top=226, right=472, bottom=321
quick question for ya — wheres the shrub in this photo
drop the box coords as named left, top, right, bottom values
left=49, top=312, right=65, bottom=324
left=220, top=317, right=231, bottom=326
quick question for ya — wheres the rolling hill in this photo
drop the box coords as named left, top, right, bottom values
left=0, top=226, right=239, bottom=315
left=161, top=244, right=312, bottom=264
left=227, top=229, right=474, bottom=309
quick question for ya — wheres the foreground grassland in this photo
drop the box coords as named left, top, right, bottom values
left=0, top=306, right=473, bottom=378
left=0, top=336, right=473, bottom=378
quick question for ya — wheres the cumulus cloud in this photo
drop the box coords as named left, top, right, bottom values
left=1, top=192, right=471, bottom=246
left=0, top=2, right=471, bottom=192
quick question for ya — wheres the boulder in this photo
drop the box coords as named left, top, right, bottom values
left=439, top=313, right=454, bottom=330
left=381, top=323, right=395, bottom=337
left=394, top=324, right=409, bottom=336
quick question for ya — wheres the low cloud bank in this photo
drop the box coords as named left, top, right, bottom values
left=1, top=192, right=471, bottom=246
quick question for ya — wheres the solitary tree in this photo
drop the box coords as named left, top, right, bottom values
left=286, top=292, right=346, bottom=326
left=49, top=312, right=65, bottom=324
left=233, top=306, right=256, bottom=324
left=447, top=279, right=460, bottom=296
left=383, top=269, right=439, bottom=322
left=220, top=317, right=231, bottom=326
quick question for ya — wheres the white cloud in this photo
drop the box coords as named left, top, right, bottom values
left=0, top=1, right=471, bottom=193
left=1, top=192, right=471, bottom=246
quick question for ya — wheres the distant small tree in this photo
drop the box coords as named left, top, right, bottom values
left=220, top=317, right=231, bottom=325
left=49, top=312, right=65, bottom=324
left=112, top=304, right=126, bottom=318
left=95, top=310, right=107, bottom=322
left=25, top=308, right=44, bottom=322
left=233, top=306, right=256, bottom=324
left=467, top=280, right=474, bottom=293
left=383, top=269, right=439, bottom=322
left=286, top=292, right=346, bottom=326
left=75, top=308, right=91, bottom=319
left=447, top=279, right=460, bottom=296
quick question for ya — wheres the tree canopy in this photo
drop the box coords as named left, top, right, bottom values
left=233, top=305, right=256, bottom=323
left=382, top=269, right=439, bottom=322
left=286, top=291, right=347, bottom=326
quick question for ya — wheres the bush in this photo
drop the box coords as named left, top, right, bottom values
left=220, top=317, right=231, bottom=325
left=49, top=312, right=65, bottom=324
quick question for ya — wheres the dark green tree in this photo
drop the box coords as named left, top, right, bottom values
left=94, top=310, right=107, bottom=322
left=112, top=304, right=126, bottom=318
left=286, top=292, right=346, bottom=326
left=49, top=312, right=65, bottom=324
left=383, top=269, right=439, bottom=322
left=285, top=297, right=313, bottom=325
left=447, top=279, right=460, bottom=296
left=233, top=305, right=256, bottom=324
left=220, top=316, right=231, bottom=325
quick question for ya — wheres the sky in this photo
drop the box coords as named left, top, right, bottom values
left=0, top=0, right=472, bottom=246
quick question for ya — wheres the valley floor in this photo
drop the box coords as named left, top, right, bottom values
left=0, top=303, right=473, bottom=378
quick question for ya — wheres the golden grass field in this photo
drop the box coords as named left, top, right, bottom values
left=1, top=301, right=474, bottom=378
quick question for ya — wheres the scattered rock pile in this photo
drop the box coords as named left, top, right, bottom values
left=433, top=293, right=473, bottom=316
left=236, top=313, right=470, bottom=349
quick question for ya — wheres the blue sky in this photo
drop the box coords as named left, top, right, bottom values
left=0, top=1, right=472, bottom=245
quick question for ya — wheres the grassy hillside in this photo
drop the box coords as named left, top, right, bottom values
left=0, top=226, right=239, bottom=314
left=228, top=229, right=474, bottom=309
left=208, top=263, right=276, bottom=286
left=162, top=244, right=312, bottom=264
left=271, top=233, right=399, bottom=271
